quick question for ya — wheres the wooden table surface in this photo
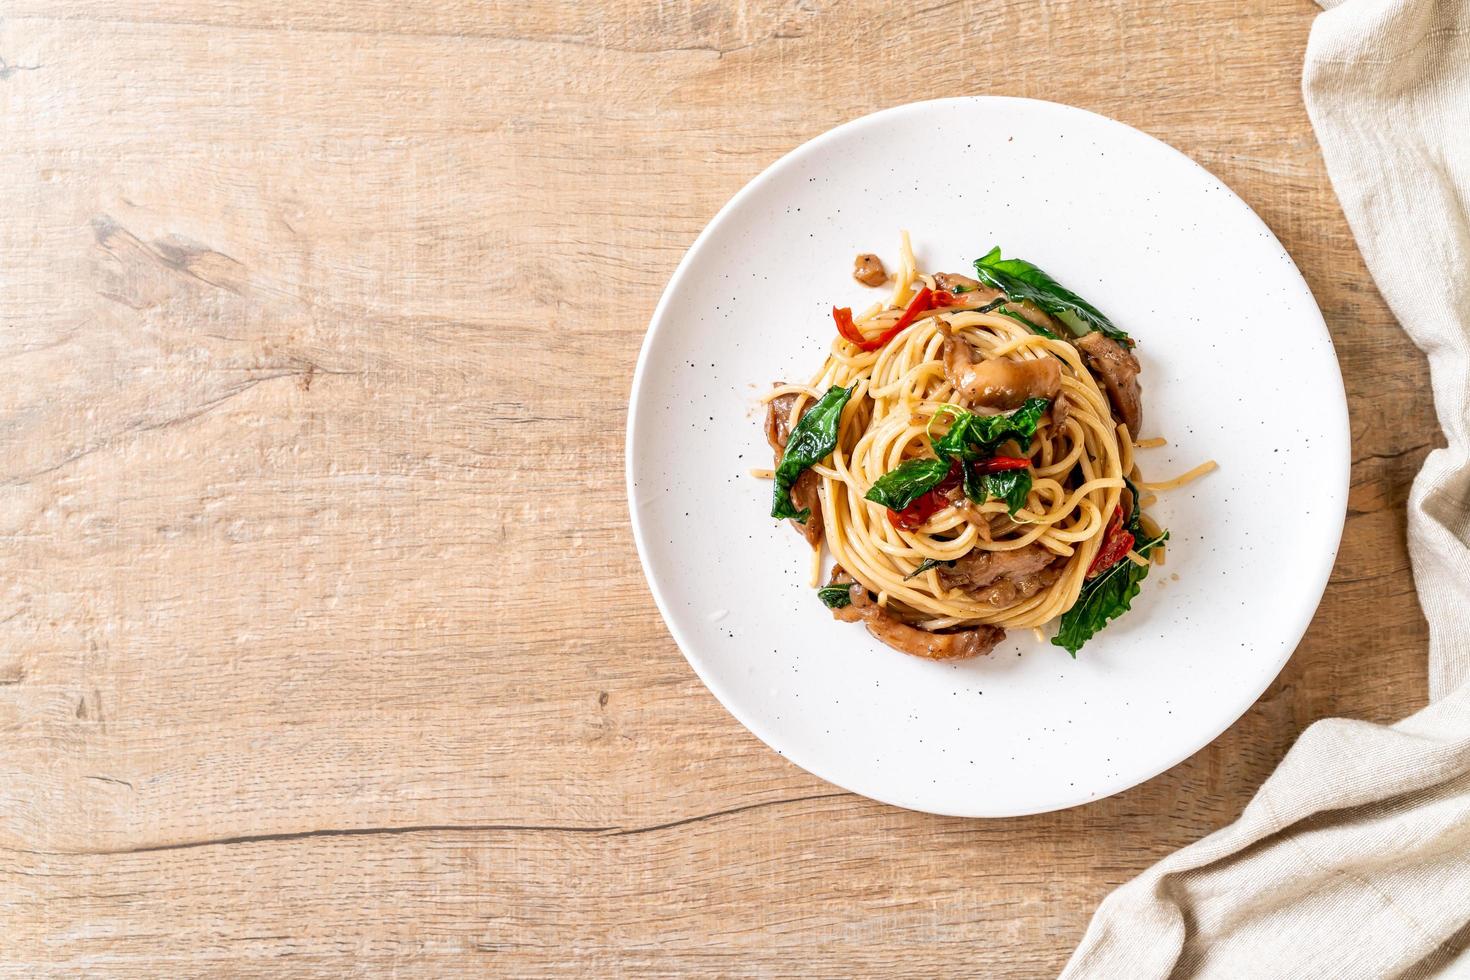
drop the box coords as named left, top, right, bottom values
left=0, top=1, right=1439, bottom=975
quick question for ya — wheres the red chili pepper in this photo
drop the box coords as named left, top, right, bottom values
left=1087, top=506, right=1136, bottom=578
left=836, top=287, right=937, bottom=352
left=887, top=487, right=949, bottom=530
left=930, top=289, right=964, bottom=308
left=972, top=455, right=1031, bottom=475
left=887, top=460, right=962, bottom=530
left=862, top=286, right=934, bottom=351
left=831, top=306, right=867, bottom=346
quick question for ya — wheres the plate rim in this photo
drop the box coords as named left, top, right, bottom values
left=625, top=95, right=1350, bottom=817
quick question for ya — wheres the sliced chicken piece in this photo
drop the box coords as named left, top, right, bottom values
left=932, top=272, right=1061, bottom=332
left=979, top=562, right=1064, bottom=608
left=852, top=253, right=887, bottom=286
left=765, top=391, right=824, bottom=546
left=938, top=544, right=1064, bottom=608
left=827, top=567, right=865, bottom=624
left=1050, top=393, right=1072, bottom=430
left=942, top=336, right=1061, bottom=411
left=788, top=471, right=822, bottom=545
left=934, top=272, right=1002, bottom=304
left=863, top=607, right=1006, bottom=660
left=825, top=568, right=1005, bottom=660
left=939, top=544, right=1055, bottom=590
left=763, top=391, right=803, bottom=452
left=1075, top=332, right=1143, bottom=435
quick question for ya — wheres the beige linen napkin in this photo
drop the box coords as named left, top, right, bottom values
left=1062, top=0, right=1470, bottom=976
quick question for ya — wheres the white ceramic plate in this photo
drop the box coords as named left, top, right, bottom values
left=626, top=97, right=1348, bottom=817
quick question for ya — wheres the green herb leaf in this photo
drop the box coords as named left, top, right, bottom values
left=863, top=457, right=951, bottom=511
left=961, top=461, right=985, bottom=504
left=904, top=557, right=955, bottom=581
left=973, top=247, right=1128, bottom=342
left=933, top=398, right=1050, bottom=462
left=1123, top=477, right=1144, bottom=535
left=817, top=585, right=853, bottom=608
left=981, top=469, right=1032, bottom=516
left=973, top=397, right=1049, bottom=451
left=931, top=408, right=982, bottom=461
left=771, top=384, right=854, bottom=522
left=1052, top=529, right=1168, bottom=656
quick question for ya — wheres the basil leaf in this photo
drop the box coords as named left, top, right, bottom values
left=971, top=397, right=1049, bottom=451
left=1052, top=529, right=1168, bottom=656
left=981, top=469, right=1032, bottom=516
left=933, top=398, right=1050, bottom=462
left=904, top=557, right=955, bottom=581
left=1123, top=477, right=1145, bottom=535
left=863, top=457, right=951, bottom=511
left=932, top=410, right=981, bottom=462
left=973, top=247, right=1128, bottom=342
left=961, top=462, right=985, bottom=504
left=817, top=585, right=852, bottom=608
left=771, top=385, right=854, bottom=522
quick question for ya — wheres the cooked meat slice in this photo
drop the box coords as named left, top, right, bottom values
left=764, top=392, right=803, bottom=453
left=824, top=567, right=1004, bottom=659
left=938, top=544, right=1056, bottom=592
left=831, top=596, right=864, bottom=624
left=933, top=272, right=1006, bottom=312
left=765, top=391, right=823, bottom=546
left=975, top=561, right=1064, bottom=608
left=939, top=545, right=1066, bottom=608
left=998, top=301, right=1061, bottom=333
left=852, top=253, right=887, bottom=286
left=788, top=470, right=822, bottom=546
left=932, top=273, right=1059, bottom=332
left=1075, top=332, right=1143, bottom=434
left=826, top=567, right=865, bottom=623
left=933, top=272, right=998, bottom=301
left=1048, top=393, right=1072, bottom=432
left=863, top=612, right=1005, bottom=660
left=943, top=336, right=1061, bottom=411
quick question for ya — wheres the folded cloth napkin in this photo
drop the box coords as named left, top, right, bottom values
left=1061, top=0, right=1470, bottom=975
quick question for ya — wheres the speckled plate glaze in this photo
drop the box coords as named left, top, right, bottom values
left=626, top=97, right=1348, bottom=817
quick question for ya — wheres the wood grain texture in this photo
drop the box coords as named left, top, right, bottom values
left=0, top=0, right=1438, bottom=975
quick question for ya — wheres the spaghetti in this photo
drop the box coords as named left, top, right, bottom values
left=760, top=234, right=1214, bottom=659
